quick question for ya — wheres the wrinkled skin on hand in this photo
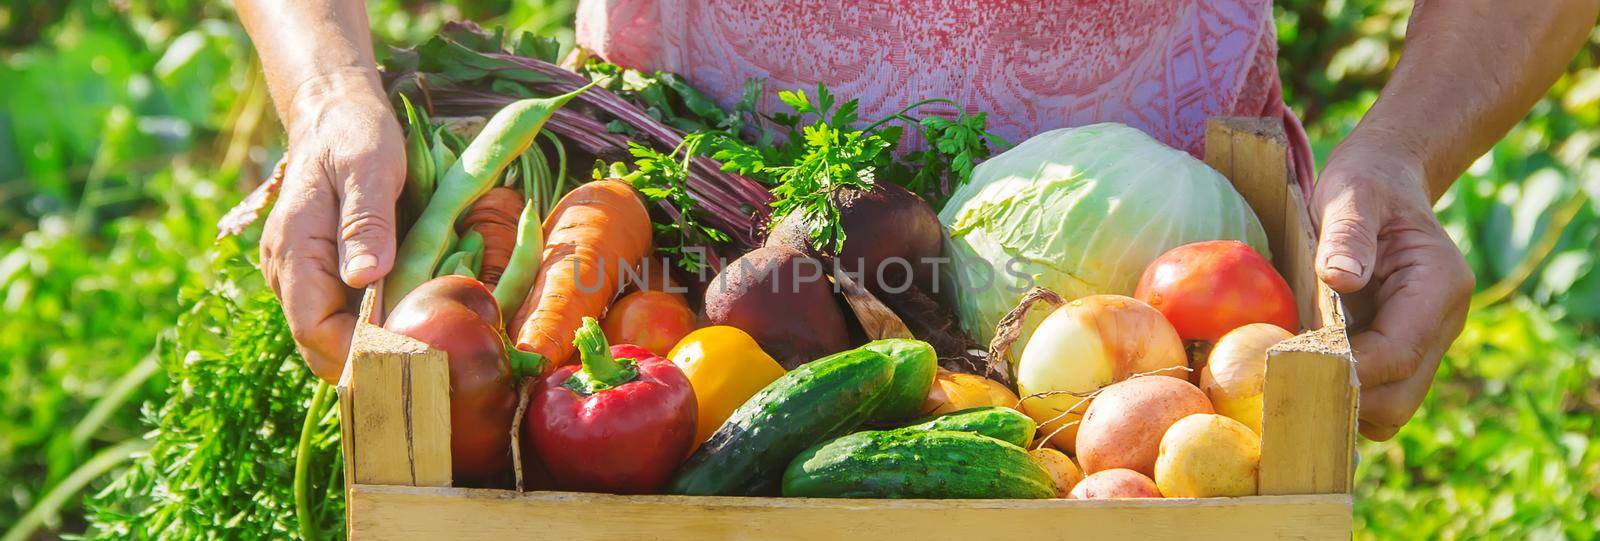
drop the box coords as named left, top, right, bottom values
left=1312, top=142, right=1474, bottom=442
left=258, top=70, right=405, bottom=382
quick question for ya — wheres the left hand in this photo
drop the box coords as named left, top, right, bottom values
left=1312, top=140, right=1475, bottom=441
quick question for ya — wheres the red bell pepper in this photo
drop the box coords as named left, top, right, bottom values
left=524, top=317, right=697, bottom=493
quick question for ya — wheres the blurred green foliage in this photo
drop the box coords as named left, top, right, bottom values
left=1275, top=2, right=1600, bottom=539
left=0, top=0, right=1595, bottom=539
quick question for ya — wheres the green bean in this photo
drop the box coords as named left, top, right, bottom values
left=384, top=84, right=592, bottom=305
left=491, top=133, right=566, bottom=322
left=455, top=230, right=485, bottom=264
left=437, top=251, right=476, bottom=279
left=430, top=127, right=457, bottom=178
left=490, top=201, right=545, bottom=321
left=398, top=95, right=436, bottom=226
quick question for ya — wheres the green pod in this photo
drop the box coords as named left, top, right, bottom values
left=437, top=251, right=476, bottom=279
left=781, top=429, right=1054, bottom=499
left=430, top=127, right=458, bottom=175
left=667, top=349, right=895, bottom=496
left=399, top=95, right=436, bottom=224
left=456, top=229, right=485, bottom=273
left=856, top=339, right=938, bottom=422
left=491, top=202, right=545, bottom=324
left=385, top=85, right=591, bottom=305
left=903, top=406, right=1036, bottom=448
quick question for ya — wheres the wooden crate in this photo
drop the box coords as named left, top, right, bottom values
left=336, top=118, right=1359, bottom=540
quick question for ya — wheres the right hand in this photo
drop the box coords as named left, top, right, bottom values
left=1311, top=141, right=1474, bottom=441
left=259, top=69, right=405, bottom=382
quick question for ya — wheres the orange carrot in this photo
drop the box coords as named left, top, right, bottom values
left=461, top=186, right=524, bottom=286
left=511, top=179, right=654, bottom=368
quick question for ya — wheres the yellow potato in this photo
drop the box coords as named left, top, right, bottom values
left=1154, top=414, right=1260, bottom=498
left=1028, top=447, right=1084, bottom=498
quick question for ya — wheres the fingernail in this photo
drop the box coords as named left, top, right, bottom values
left=346, top=254, right=378, bottom=275
left=1326, top=254, right=1364, bottom=277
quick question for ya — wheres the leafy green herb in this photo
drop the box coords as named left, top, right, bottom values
left=85, top=238, right=344, bottom=540
left=703, top=84, right=1005, bottom=254
left=700, top=86, right=895, bottom=253
left=628, top=135, right=730, bottom=271
left=870, top=99, right=1010, bottom=210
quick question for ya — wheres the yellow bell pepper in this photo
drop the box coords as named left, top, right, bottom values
left=668, top=326, right=786, bottom=447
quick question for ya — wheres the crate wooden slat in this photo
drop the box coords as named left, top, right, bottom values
left=336, top=117, right=1360, bottom=540
left=348, top=486, right=1351, bottom=540
left=337, top=287, right=452, bottom=488
left=1203, top=117, right=1360, bottom=497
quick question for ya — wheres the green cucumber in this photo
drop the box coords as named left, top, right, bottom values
left=782, top=429, right=1055, bottom=499
left=904, top=406, right=1036, bottom=448
left=667, top=348, right=895, bottom=496
left=857, top=339, right=938, bottom=422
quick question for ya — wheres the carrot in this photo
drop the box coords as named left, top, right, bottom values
left=461, top=186, right=524, bottom=286
left=511, top=179, right=654, bottom=368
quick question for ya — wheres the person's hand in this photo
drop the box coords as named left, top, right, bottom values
left=1312, top=141, right=1475, bottom=441
left=259, top=69, right=404, bottom=382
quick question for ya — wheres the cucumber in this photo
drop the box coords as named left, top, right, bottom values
left=904, top=406, right=1037, bottom=448
left=858, top=339, right=938, bottom=422
left=782, top=429, right=1055, bottom=499
left=667, top=348, right=895, bottom=495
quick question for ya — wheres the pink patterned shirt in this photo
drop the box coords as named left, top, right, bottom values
left=576, top=0, right=1314, bottom=191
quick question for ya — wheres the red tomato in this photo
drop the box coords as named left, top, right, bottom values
left=1134, top=240, right=1299, bottom=343
left=601, top=290, right=696, bottom=356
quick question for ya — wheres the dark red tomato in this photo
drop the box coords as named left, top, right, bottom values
left=600, top=290, right=696, bottom=356
left=1134, top=240, right=1299, bottom=343
left=394, top=274, right=503, bottom=331
left=385, top=277, right=517, bottom=486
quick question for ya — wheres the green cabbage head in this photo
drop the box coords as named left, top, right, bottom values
left=938, top=123, right=1270, bottom=359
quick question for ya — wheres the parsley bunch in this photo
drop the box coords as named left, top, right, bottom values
left=628, top=135, right=730, bottom=271
left=624, top=79, right=1008, bottom=258
left=711, top=86, right=895, bottom=253
left=873, top=98, right=1011, bottom=210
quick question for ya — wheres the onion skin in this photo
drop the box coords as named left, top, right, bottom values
left=1015, top=295, right=1187, bottom=452
left=1134, top=240, right=1299, bottom=343
left=1199, top=323, right=1293, bottom=434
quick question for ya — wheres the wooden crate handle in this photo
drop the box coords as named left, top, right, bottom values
left=337, top=285, right=453, bottom=488
left=1204, top=118, right=1358, bottom=495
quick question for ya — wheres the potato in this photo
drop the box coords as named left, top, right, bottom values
left=1068, top=468, right=1161, bottom=499
left=1029, top=447, right=1084, bottom=498
left=1075, top=376, right=1212, bottom=476
left=1154, top=414, right=1260, bottom=498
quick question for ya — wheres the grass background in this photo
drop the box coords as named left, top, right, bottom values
left=1, top=1, right=1596, bottom=538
